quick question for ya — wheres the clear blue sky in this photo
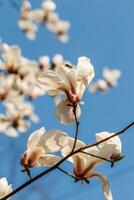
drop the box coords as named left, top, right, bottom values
left=0, top=0, right=134, bottom=200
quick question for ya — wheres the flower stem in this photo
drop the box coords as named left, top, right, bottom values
left=71, top=104, right=79, bottom=152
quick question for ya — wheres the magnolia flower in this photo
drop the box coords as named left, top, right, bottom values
left=0, top=44, right=38, bottom=77
left=103, top=68, right=121, bottom=87
left=0, top=177, right=12, bottom=199
left=61, top=133, right=122, bottom=200
left=0, top=101, right=38, bottom=137
left=89, top=79, right=108, bottom=93
left=20, top=127, right=68, bottom=171
left=89, top=67, right=121, bottom=93
left=37, top=56, right=95, bottom=124
left=52, top=20, right=70, bottom=43
left=0, top=43, right=42, bottom=99
left=18, top=0, right=70, bottom=42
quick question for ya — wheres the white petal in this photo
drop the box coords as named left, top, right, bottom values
left=96, top=131, right=122, bottom=154
left=38, top=129, right=68, bottom=152
left=61, top=137, right=85, bottom=163
left=98, top=143, right=116, bottom=161
left=91, top=172, right=113, bottom=200
left=27, top=127, right=46, bottom=149
left=37, top=155, right=61, bottom=166
left=56, top=99, right=81, bottom=124
left=0, top=177, right=12, bottom=199
left=5, top=127, right=18, bottom=137
left=36, top=70, right=69, bottom=95
left=77, top=56, right=95, bottom=86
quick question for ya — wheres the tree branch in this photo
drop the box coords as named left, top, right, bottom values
left=80, top=121, right=134, bottom=152
left=0, top=121, right=133, bottom=200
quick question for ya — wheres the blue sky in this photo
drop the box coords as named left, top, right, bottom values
left=0, top=0, right=134, bottom=200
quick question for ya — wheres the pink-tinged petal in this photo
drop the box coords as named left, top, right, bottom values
left=73, top=155, right=86, bottom=176
left=37, top=155, right=61, bottom=167
left=77, top=57, right=95, bottom=86
left=27, top=127, right=45, bottom=149
left=90, top=172, right=113, bottom=200
left=37, top=129, right=68, bottom=152
left=55, top=99, right=81, bottom=124
left=26, top=147, right=45, bottom=167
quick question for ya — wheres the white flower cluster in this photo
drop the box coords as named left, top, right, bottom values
left=89, top=67, right=121, bottom=93
left=21, top=127, right=122, bottom=200
left=0, top=55, right=124, bottom=200
left=18, top=0, right=70, bottom=42
left=0, top=43, right=43, bottom=136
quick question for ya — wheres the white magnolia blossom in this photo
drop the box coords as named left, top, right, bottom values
left=89, top=67, right=121, bottom=93
left=0, top=101, right=38, bottom=137
left=0, top=43, right=44, bottom=99
left=89, top=79, right=108, bottom=93
left=37, top=56, right=95, bottom=124
left=103, top=68, right=121, bottom=87
left=20, top=127, right=68, bottom=169
left=61, top=132, right=122, bottom=200
left=18, top=0, right=70, bottom=42
left=0, top=177, right=12, bottom=199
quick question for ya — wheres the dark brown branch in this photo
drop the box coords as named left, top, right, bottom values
left=57, top=167, right=77, bottom=181
left=80, top=121, right=134, bottom=152
left=71, top=104, right=79, bottom=152
left=1, top=121, right=133, bottom=200
left=80, top=150, right=114, bottom=165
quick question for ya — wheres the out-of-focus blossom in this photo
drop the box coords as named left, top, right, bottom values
left=37, top=56, right=95, bottom=124
left=0, top=43, right=45, bottom=136
left=18, top=0, right=70, bottom=42
left=38, top=54, right=70, bottom=72
left=0, top=43, right=44, bottom=99
left=39, top=56, right=50, bottom=71
left=89, top=79, right=108, bottom=93
left=61, top=133, right=122, bottom=200
left=103, top=68, right=121, bottom=87
left=0, top=177, right=12, bottom=199
left=89, top=67, right=121, bottom=93
left=20, top=127, right=68, bottom=170
left=0, top=101, right=38, bottom=137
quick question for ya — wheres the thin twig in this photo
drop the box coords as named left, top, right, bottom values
left=1, top=121, right=133, bottom=200
left=80, top=150, right=114, bottom=165
left=57, top=167, right=77, bottom=181
left=71, top=104, right=79, bottom=152
left=80, top=121, right=134, bottom=152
